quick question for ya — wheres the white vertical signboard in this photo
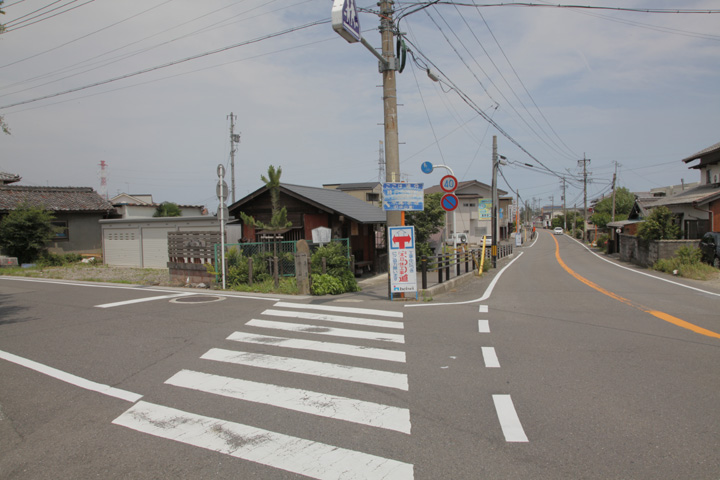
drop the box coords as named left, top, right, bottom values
left=388, top=226, right=417, bottom=298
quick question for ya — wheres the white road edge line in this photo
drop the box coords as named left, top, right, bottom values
left=113, top=401, right=414, bottom=479
left=406, top=251, right=524, bottom=307
left=492, top=394, right=528, bottom=442
left=0, top=276, right=281, bottom=302
left=481, top=347, right=500, bottom=368
left=0, top=349, right=142, bottom=403
left=95, top=293, right=194, bottom=308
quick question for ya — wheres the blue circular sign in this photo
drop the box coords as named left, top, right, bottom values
left=441, top=193, right=459, bottom=211
left=421, top=161, right=434, bottom=174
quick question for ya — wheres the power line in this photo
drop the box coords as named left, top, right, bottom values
left=0, top=19, right=329, bottom=110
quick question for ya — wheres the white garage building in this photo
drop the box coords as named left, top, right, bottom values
left=100, top=216, right=223, bottom=268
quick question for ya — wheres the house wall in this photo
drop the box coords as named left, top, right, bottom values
left=702, top=164, right=720, bottom=185
left=115, top=204, right=205, bottom=218
left=47, top=212, right=105, bottom=255
left=710, top=199, right=720, bottom=232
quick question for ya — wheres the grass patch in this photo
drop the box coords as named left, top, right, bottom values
left=652, top=246, right=719, bottom=281
left=228, top=277, right=299, bottom=295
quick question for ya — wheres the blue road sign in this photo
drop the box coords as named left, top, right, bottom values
left=441, top=193, right=459, bottom=212
left=383, top=183, right=424, bottom=211
left=421, top=161, right=433, bottom=174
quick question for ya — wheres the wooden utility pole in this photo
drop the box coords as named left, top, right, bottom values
left=578, top=155, right=590, bottom=241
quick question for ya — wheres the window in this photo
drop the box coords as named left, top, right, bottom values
left=366, top=193, right=380, bottom=203
left=51, top=221, right=69, bottom=241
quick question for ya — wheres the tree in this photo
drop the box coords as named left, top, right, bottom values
left=0, top=204, right=57, bottom=263
left=638, top=206, right=679, bottom=242
left=153, top=202, right=182, bottom=217
left=590, top=187, right=634, bottom=229
left=240, top=165, right=292, bottom=233
left=404, top=193, right=445, bottom=244
left=404, top=193, right=445, bottom=257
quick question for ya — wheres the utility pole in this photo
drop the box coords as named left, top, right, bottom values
left=611, top=161, right=618, bottom=223
left=578, top=155, right=590, bottom=242
left=491, top=135, right=498, bottom=268
left=562, top=177, right=567, bottom=231
left=228, top=113, right=240, bottom=204
left=377, top=140, right=385, bottom=183
left=380, top=0, right=401, bottom=230
left=550, top=195, right=554, bottom=228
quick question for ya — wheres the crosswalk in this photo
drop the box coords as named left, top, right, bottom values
left=112, top=301, right=413, bottom=479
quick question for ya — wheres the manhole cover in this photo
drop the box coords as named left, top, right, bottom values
left=170, top=295, right=225, bottom=304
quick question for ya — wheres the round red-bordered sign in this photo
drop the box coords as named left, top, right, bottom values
left=441, top=193, right=459, bottom=211
left=440, top=175, right=458, bottom=193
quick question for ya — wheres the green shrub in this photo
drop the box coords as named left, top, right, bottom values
left=596, top=234, right=609, bottom=249
left=309, top=241, right=357, bottom=294
left=37, top=252, right=83, bottom=267
left=652, top=246, right=716, bottom=280
left=224, top=246, right=270, bottom=286
left=0, top=204, right=57, bottom=263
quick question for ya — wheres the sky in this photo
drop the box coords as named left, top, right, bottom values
left=0, top=0, right=718, bottom=213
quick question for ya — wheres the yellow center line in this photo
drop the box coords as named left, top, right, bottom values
left=551, top=233, right=720, bottom=339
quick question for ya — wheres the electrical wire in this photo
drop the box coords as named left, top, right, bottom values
left=0, top=18, right=330, bottom=110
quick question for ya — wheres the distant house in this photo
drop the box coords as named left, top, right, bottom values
left=644, top=141, right=720, bottom=237
left=0, top=184, right=114, bottom=256
left=424, top=180, right=511, bottom=244
left=229, top=183, right=386, bottom=268
left=322, top=182, right=383, bottom=207
left=111, top=193, right=207, bottom=218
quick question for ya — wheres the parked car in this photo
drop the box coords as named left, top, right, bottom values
left=553, top=227, right=563, bottom=235
left=699, top=232, right=720, bottom=268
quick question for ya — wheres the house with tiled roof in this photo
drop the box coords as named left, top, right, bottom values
left=229, top=182, right=386, bottom=270
left=0, top=185, right=114, bottom=256
left=643, top=141, right=720, bottom=237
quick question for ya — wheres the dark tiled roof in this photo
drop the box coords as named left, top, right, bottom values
left=646, top=183, right=720, bottom=208
left=0, top=186, right=113, bottom=212
left=0, top=172, right=21, bottom=185
left=282, top=184, right=386, bottom=223
left=332, top=182, right=381, bottom=191
left=681, top=141, right=720, bottom=164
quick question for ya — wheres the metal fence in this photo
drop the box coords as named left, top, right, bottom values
left=419, top=243, right=514, bottom=290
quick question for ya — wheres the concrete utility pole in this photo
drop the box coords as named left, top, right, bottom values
left=380, top=0, right=401, bottom=230
left=491, top=135, right=498, bottom=268
left=578, top=155, right=590, bottom=241
left=228, top=113, right=240, bottom=204
left=562, top=177, right=567, bottom=231
left=611, top=161, right=618, bottom=223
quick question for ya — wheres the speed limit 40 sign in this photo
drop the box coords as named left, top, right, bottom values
left=440, top=174, right=458, bottom=193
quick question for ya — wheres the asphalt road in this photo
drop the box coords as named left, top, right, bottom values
left=1, top=231, right=718, bottom=479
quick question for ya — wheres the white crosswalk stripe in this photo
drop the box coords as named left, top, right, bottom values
left=113, top=301, right=413, bottom=479
left=113, top=401, right=414, bottom=480
left=246, top=318, right=405, bottom=343
left=227, top=331, right=406, bottom=362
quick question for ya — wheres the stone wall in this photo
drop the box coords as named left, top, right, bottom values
left=618, top=234, right=698, bottom=267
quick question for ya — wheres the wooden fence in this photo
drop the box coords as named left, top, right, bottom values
left=167, top=231, right=221, bottom=285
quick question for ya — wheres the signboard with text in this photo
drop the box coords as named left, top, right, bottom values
left=382, top=183, right=424, bottom=211
left=331, top=0, right=361, bottom=43
left=388, top=226, right=417, bottom=294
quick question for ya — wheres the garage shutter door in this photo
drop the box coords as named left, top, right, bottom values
left=104, top=229, right=141, bottom=267
left=141, top=228, right=171, bottom=268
